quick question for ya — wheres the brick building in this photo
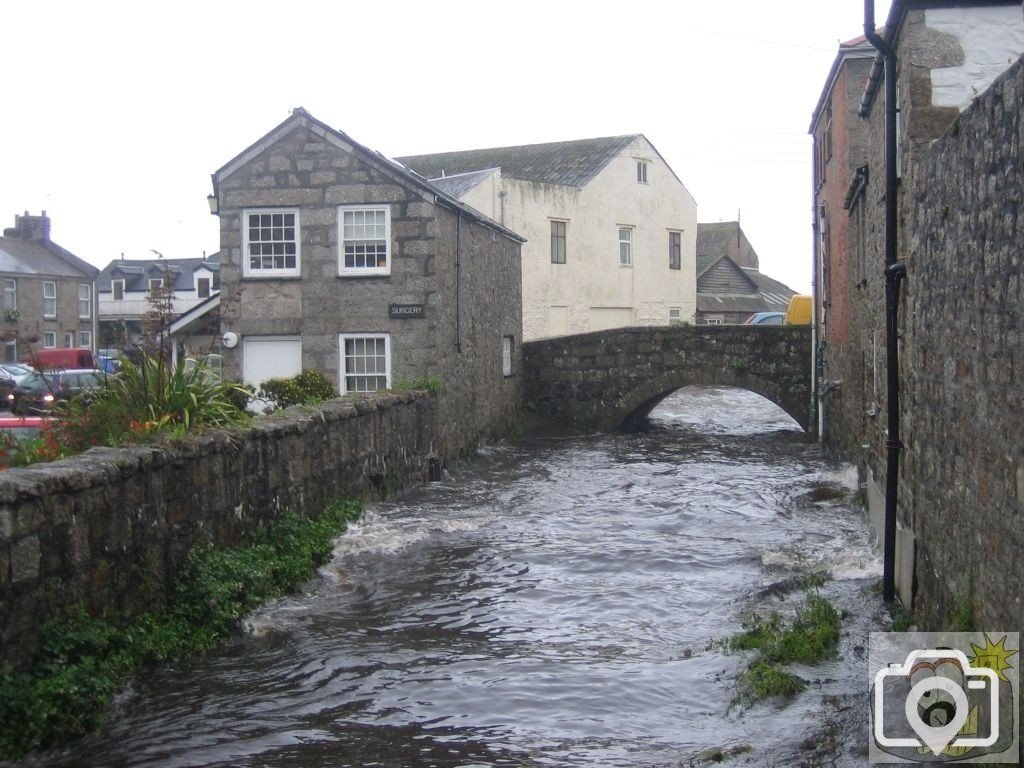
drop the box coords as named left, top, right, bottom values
left=210, top=109, right=525, bottom=452
left=809, top=35, right=876, bottom=445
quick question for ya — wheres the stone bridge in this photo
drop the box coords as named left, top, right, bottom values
left=522, top=325, right=814, bottom=432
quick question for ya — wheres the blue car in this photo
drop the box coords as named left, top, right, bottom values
left=744, top=311, right=785, bottom=325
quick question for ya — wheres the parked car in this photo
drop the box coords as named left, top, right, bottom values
left=1, top=362, right=37, bottom=382
left=7, top=372, right=55, bottom=414
left=784, top=294, right=813, bottom=325
left=744, top=311, right=785, bottom=326
left=94, top=354, right=123, bottom=374
left=25, top=347, right=95, bottom=370
left=0, top=415, right=52, bottom=442
left=53, top=369, right=109, bottom=397
left=7, top=369, right=108, bottom=414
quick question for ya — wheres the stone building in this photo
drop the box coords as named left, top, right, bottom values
left=812, top=0, right=1024, bottom=625
left=398, top=136, right=697, bottom=340
left=694, top=221, right=796, bottom=325
left=209, top=109, right=524, bottom=452
left=0, top=212, right=98, bottom=362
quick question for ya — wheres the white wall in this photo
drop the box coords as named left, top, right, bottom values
left=462, top=137, right=697, bottom=341
left=927, top=6, right=1024, bottom=110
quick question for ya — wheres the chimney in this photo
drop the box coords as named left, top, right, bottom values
left=3, top=210, right=51, bottom=241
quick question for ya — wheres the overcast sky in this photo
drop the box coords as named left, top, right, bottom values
left=1, top=0, right=891, bottom=294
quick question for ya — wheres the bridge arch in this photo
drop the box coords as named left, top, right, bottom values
left=614, top=370, right=807, bottom=431
left=522, top=324, right=813, bottom=433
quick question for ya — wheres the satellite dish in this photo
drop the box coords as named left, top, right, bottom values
left=222, top=331, right=239, bottom=349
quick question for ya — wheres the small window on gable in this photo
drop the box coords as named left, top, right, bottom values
left=618, top=227, right=633, bottom=266
left=550, top=220, right=567, bottom=264
left=197, top=277, right=211, bottom=299
left=112, top=279, right=125, bottom=301
left=149, top=278, right=163, bottom=294
left=669, top=231, right=682, bottom=270
left=502, top=335, right=514, bottom=377
left=637, top=161, right=649, bottom=184
left=339, top=206, right=391, bottom=276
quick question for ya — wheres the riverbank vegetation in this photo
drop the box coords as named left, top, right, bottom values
left=0, top=499, right=362, bottom=760
left=729, top=591, right=843, bottom=708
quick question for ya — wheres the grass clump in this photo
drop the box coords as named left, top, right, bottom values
left=730, top=592, right=842, bottom=708
left=0, top=499, right=361, bottom=760
left=391, top=375, right=444, bottom=393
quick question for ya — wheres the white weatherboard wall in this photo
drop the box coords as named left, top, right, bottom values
left=459, top=138, right=697, bottom=341
left=926, top=6, right=1024, bottom=110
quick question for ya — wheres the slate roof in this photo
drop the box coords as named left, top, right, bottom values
left=214, top=108, right=524, bottom=244
left=98, top=254, right=220, bottom=293
left=0, top=234, right=97, bottom=279
left=427, top=168, right=498, bottom=198
left=695, top=255, right=796, bottom=317
left=397, top=135, right=641, bottom=188
left=697, top=221, right=759, bottom=272
left=744, top=269, right=796, bottom=310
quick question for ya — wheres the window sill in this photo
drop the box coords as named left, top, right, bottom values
left=338, top=271, right=391, bottom=278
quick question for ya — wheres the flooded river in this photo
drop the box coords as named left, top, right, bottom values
left=36, top=386, right=888, bottom=767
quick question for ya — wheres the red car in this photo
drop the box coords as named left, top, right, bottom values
left=0, top=415, right=51, bottom=441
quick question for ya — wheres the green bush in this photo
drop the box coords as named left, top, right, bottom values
left=0, top=499, right=362, bottom=759
left=55, top=354, right=251, bottom=455
left=257, top=370, right=338, bottom=411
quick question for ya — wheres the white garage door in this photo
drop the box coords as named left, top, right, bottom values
left=242, top=336, right=302, bottom=389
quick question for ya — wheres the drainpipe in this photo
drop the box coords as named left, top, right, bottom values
left=456, top=211, right=463, bottom=354
left=865, top=0, right=908, bottom=604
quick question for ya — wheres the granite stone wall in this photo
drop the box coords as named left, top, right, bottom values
left=0, top=392, right=439, bottom=670
left=523, top=325, right=813, bottom=431
left=902, top=57, right=1024, bottom=631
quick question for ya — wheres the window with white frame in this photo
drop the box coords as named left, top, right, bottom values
left=64, top=332, right=74, bottom=348
left=669, top=231, right=681, bottom=270
left=4, top=279, right=15, bottom=311
left=112, top=279, right=125, bottom=301
left=502, top=335, right=514, bottom=377
left=244, top=209, right=300, bottom=277
left=618, top=227, right=633, bottom=266
left=339, top=206, right=390, bottom=275
left=197, top=276, right=211, bottom=299
left=43, top=281, right=56, bottom=317
left=3, top=341, right=15, bottom=363
left=669, top=307, right=682, bottom=326
left=704, top=318, right=723, bottom=326
left=550, top=220, right=567, bottom=264
left=148, top=278, right=163, bottom=294
left=79, top=331, right=92, bottom=349
left=339, top=334, right=390, bottom=393
left=78, top=283, right=91, bottom=318
left=636, top=161, right=649, bottom=184
left=43, top=331, right=56, bottom=348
